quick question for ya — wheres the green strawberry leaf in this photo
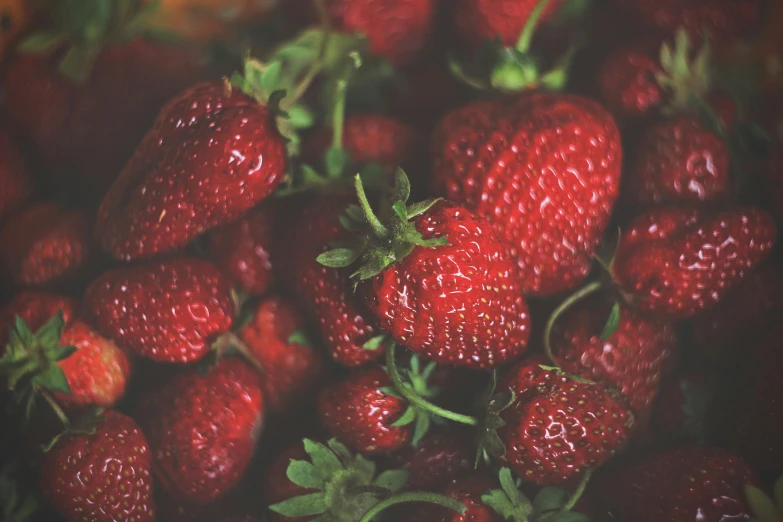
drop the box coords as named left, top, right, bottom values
left=482, top=490, right=516, bottom=517
left=14, top=317, right=34, bottom=348
left=411, top=411, right=431, bottom=446
left=363, top=335, right=387, bottom=351
left=498, top=468, right=520, bottom=503
left=269, top=492, right=328, bottom=517
left=34, top=312, right=66, bottom=349
left=287, top=459, right=325, bottom=490
left=317, top=248, right=361, bottom=268
left=600, top=302, right=621, bottom=341
left=745, top=484, right=781, bottom=522
left=260, top=60, right=284, bottom=97
left=287, top=330, right=312, bottom=348
left=287, top=105, right=315, bottom=129
left=34, top=365, right=71, bottom=396
left=304, top=439, right=343, bottom=479
left=533, top=486, right=569, bottom=513
left=326, top=439, right=353, bottom=464
left=391, top=406, right=416, bottom=427
left=17, top=32, right=66, bottom=53
left=58, top=44, right=101, bottom=84
left=406, top=198, right=443, bottom=219
left=372, top=470, right=408, bottom=493
left=325, top=147, right=351, bottom=178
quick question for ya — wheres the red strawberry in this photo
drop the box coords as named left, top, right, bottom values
left=237, top=294, right=326, bottom=414
left=136, top=358, right=264, bottom=504
left=549, top=294, right=677, bottom=414
left=4, top=3, right=211, bottom=204
left=491, top=357, right=633, bottom=485
left=0, top=291, right=76, bottom=349
left=0, top=202, right=93, bottom=288
left=325, top=0, right=436, bottom=65
left=409, top=475, right=499, bottom=522
left=594, top=446, right=760, bottom=522
left=274, top=192, right=386, bottom=367
left=432, top=93, right=622, bottom=296
left=452, top=0, right=564, bottom=47
left=625, top=116, right=730, bottom=205
left=83, top=258, right=235, bottom=363
left=0, top=127, right=33, bottom=218
left=96, top=80, right=288, bottom=261
left=598, top=47, right=665, bottom=121
left=39, top=410, right=156, bottom=522
left=207, top=203, right=278, bottom=295
left=612, top=206, right=777, bottom=318
left=387, top=431, right=473, bottom=489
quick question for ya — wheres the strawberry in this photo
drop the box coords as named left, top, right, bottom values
left=319, top=172, right=531, bottom=369
left=3, top=2, right=212, bottom=204
left=431, top=93, right=622, bottom=296
left=237, top=294, right=326, bottom=414
left=598, top=47, right=665, bottom=121
left=612, top=205, right=777, bottom=318
left=207, top=203, right=278, bottom=296
left=0, top=127, right=33, bottom=218
left=486, top=357, right=633, bottom=485
left=325, top=0, right=436, bottom=65
left=409, top=475, right=499, bottom=522
left=82, top=258, right=235, bottom=363
left=39, top=410, right=156, bottom=522
left=0, top=291, right=76, bottom=349
left=0, top=203, right=93, bottom=288
left=594, top=446, right=760, bottom=522
left=135, top=357, right=264, bottom=504
left=274, top=192, right=386, bottom=367
left=549, top=294, right=677, bottom=414
left=387, top=431, right=473, bottom=489
left=452, top=0, right=564, bottom=47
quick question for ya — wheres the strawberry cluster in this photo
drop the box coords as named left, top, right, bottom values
left=1, top=1, right=782, bottom=521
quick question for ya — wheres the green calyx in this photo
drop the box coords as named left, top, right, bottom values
left=316, top=170, right=447, bottom=281
left=745, top=477, right=783, bottom=522
left=450, top=0, right=577, bottom=94
left=476, top=372, right=516, bottom=466
left=482, top=468, right=592, bottom=522
left=18, top=0, right=165, bottom=83
left=269, top=438, right=409, bottom=521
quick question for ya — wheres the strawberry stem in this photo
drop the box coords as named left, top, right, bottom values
left=355, top=174, right=389, bottom=238
left=212, top=332, right=266, bottom=375
left=38, top=388, right=70, bottom=429
left=543, top=280, right=604, bottom=366
left=515, top=0, right=551, bottom=53
left=386, top=342, right=479, bottom=427
left=358, top=492, right=466, bottom=522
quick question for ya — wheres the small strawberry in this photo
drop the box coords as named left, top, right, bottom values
left=388, top=431, right=473, bottom=489
left=319, top=171, right=531, bottom=369
left=207, top=203, right=278, bottom=296
left=40, top=410, right=156, bottom=522
left=0, top=291, right=76, bottom=349
left=484, top=357, right=633, bottom=485
left=598, top=47, right=665, bottom=121
left=274, top=191, right=386, bottom=367
left=0, top=203, right=93, bottom=288
left=594, top=446, right=760, bottom=522
left=136, top=357, right=264, bottom=505
left=0, top=127, right=33, bottom=218
left=431, top=93, right=622, bottom=296
left=82, top=258, right=235, bottom=363
left=237, top=294, right=326, bottom=414
left=612, top=205, right=777, bottom=318
left=549, top=293, right=677, bottom=415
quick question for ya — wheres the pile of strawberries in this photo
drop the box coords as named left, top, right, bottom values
left=1, top=0, right=783, bottom=521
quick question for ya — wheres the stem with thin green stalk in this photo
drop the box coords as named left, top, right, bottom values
left=39, top=387, right=70, bottom=429
left=358, top=492, right=466, bottom=522
left=386, top=342, right=479, bottom=427
left=543, top=280, right=604, bottom=366
left=280, top=0, right=331, bottom=110
left=515, top=0, right=552, bottom=53
left=355, top=174, right=389, bottom=238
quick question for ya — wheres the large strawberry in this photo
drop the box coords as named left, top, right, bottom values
left=485, top=357, right=633, bottom=485
left=612, top=205, right=777, bottom=318
left=40, top=410, right=156, bottom=522
left=3, top=0, right=212, bottom=204
left=431, top=93, right=622, bottom=296
left=82, top=258, right=235, bottom=363
left=594, top=446, right=760, bottom=522
left=549, top=293, right=677, bottom=415
left=0, top=127, right=33, bottom=218
left=0, top=291, right=76, bottom=349
left=135, top=357, right=264, bottom=505
left=319, top=171, right=531, bottom=369
left=0, top=202, right=93, bottom=288
left=237, top=294, right=326, bottom=414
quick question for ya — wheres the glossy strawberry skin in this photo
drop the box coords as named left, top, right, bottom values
left=0, top=127, right=33, bottom=218
left=410, top=475, right=501, bottom=522
left=274, top=193, right=385, bottom=367
left=136, top=358, right=264, bottom=505
left=97, top=81, right=287, bottom=261
left=551, top=295, right=677, bottom=414
left=326, top=0, right=436, bottom=65
left=498, top=358, right=633, bottom=485
left=208, top=203, right=277, bottom=295
left=237, top=294, right=326, bottom=414
left=40, top=410, right=156, bottom=522
left=0, top=291, right=76, bottom=349
left=3, top=39, right=209, bottom=204
left=317, top=366, right=411, bottom=455
left=599, top=48, right=664, bottom=121
left=0, top=203, right=93, bottom=287
left=83, top=258, right=234, bottom=363
left=613, top=206, right=777, bottom=318
left=366, top=203, right=530, bottom=369
left=453, top=0, right=564, bottom=47
left=432, top=93, right=623, bottom=296
left=594, top=446, right=759, bottom=522
left=55, top=321, right=132, bottom=408
left=388, top=431, right=473, bottom=489
left=625, top=117, right=730, bottom=206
